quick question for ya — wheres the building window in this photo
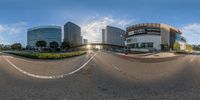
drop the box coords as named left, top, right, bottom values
left=127, top=38, right=132, bottom=43
left=148, top=43, right=153, bottom=47
left=128, top=43, right=139, bottom=48
left=141, top=42, right=153, bottom=48
left=176, top=33, right=186, bottom=43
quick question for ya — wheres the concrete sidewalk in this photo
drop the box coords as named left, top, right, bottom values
left=117, top=52, right=177, bottom=59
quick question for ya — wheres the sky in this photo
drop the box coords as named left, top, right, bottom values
left=0, top=0, right=200, bottom=45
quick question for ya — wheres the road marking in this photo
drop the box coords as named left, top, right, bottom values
left=3, top=55, right=14, bottom=58
left=111, top=64, right=121, bottom=72
left=190, top=56, right=196, bottom=62
left=68, top=53, right=97, bottom=75
left=3, top=53, right=97, bottom=79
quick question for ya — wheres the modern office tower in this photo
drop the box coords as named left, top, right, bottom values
left=80, top=36, right=83, bottom=45
left=83, top=39, right=88, bottom=44
left=102, top=26, right=125, bottom=46
left=126, top=23, right=187, bottom=52
left=27, top=25, right=62, bottom=48
left=64, top=22, right=81, bottom=45
left=102, top=29, right=106, bottom=43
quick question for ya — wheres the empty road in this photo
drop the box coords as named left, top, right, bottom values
left=0, top=51, right=200, bottom=100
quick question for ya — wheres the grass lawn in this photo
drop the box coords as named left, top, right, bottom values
left=6, top=51, right=87, bottom=59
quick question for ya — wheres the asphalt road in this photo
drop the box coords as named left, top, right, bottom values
left=0, top=51, right=200, bottom=100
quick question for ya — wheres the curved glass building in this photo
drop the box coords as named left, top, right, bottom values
left=27, top=25, right=62, bottom=48
left=126, top=23, right=186, bottom=52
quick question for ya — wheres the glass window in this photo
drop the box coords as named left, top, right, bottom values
left=148, top=43, right=153, bottom=47
left=140, top=42, right=153, bottom=48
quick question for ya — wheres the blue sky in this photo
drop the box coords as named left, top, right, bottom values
left=0, top=0, right=200, bottom=45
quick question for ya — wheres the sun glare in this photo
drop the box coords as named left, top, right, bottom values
left=86, top=45, right=91, bottom=49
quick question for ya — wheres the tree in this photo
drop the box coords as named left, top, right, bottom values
left=0, top=44, right=3, bottom=50
left=50, top=41, right=59, bottom=50
left=186, top=44, right=192, bottom=52
left=192, top=45, right=200, bottom=51
left=173, top=42, right=180, bottom=51
left=61, top=41, right=73, bottom=50
left=36, top=40, right=47, bottom=51
left=11, top=43, right=22, bottom=50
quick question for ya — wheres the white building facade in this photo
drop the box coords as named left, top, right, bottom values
left=126, top=23, right=187, bottom=52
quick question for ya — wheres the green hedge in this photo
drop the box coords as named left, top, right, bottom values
left=7, top=51, right=87, bottom=59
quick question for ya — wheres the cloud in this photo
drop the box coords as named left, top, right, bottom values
left=0, top=37, right=9, bottom=45
left=0, top=25, right=6, bottom=33
left=0, top=22, right=27, bottom=35
left=81, top=16, right=135, bottom=42
left=0, top=22, right=27, bottom=44
left=181, top=23, right=200, bottom=44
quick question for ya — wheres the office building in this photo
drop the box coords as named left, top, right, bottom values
left=27, top=25, right=62, bottom=48
left=126, top=23, right=187, bottom=52
left=83, top=39, right=88, bottom=44
left=80, top=36, right=83, bottom=45
left=102, top=26, right=125, bottom=46
left=102, top=29, right=106, bottom=43
left=64, top=22, right=82, bottom=45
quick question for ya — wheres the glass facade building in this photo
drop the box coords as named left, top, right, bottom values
left=64, top=22, right=82, bottom=45
left=27, top=25, right=62, bottom=48
left=83, top=39, right=88, bottom=44
left=102, top=29, right=106, bottom=43
left=102, top=26, right=125, bottom=46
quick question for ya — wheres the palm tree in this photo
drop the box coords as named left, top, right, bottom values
left=36, top=40, right=47, bottom=51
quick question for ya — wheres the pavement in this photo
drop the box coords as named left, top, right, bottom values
left=0, top=50, right=200, bottom=100
left=116, top=52, right=177, bottom=58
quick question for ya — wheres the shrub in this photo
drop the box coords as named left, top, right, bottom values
left=173, top=42, right=180, bottom=51
left=7, top=51, right=86, bottom=59
left=186, top=44, right=192, bottom=52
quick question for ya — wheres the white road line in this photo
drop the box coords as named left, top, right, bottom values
left=190, top=56, right=196, bottom=62
left=68, top=53, right=97, bottom=75
left=3, top=53, right=97, bottom=79
left=111, top=64, right=121, bottom=72
left=3, top=56, right=14, bottom=58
